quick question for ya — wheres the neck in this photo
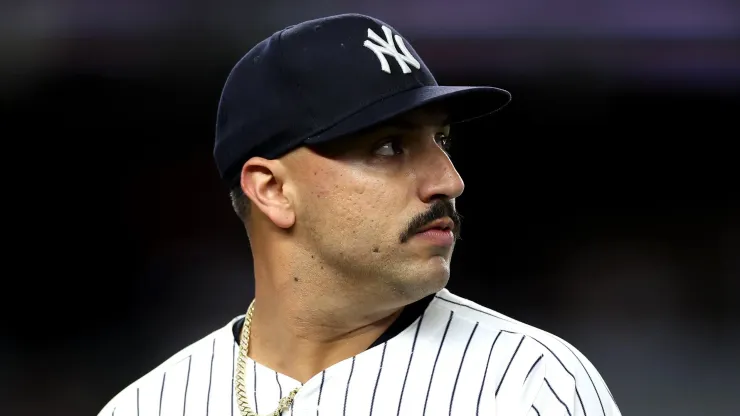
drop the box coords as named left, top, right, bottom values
left=245, top=247, right=406, bottom=383
left=247, top=296, right=402, bottom=383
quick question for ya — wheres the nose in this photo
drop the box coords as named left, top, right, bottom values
left=417, top=146, right=465, bottom=203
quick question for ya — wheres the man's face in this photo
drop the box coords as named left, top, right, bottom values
left=282, top=107, right=465, bottom=299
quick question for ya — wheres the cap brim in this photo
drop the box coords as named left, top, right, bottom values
left=304, top=85, right=511, bottom=145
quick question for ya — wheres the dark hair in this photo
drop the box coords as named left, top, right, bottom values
left=229, top=184, right=251, bottom=223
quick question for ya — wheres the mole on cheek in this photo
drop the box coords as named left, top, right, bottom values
left=354, top=182, right=366, bottom=195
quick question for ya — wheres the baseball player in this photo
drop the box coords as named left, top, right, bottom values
left=98, top=13, right=622, bottom=416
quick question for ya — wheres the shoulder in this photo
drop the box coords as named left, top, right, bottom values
left=96, top=316, right=242, bottom=416
left=432, top=289, right=594, bottom=368
left=432, top=289, right=622, bottom=416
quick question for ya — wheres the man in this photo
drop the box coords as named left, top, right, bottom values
left=98, top=13, right=621, bottom=416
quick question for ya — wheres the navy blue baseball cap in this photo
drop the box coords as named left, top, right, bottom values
left=214, top=13, right=511, bottom=184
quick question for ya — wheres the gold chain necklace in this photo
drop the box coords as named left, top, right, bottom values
left=235, top=300, right=301, bottom=416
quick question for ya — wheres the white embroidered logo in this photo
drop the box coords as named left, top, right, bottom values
left=363, top=25, right=421, bottom=74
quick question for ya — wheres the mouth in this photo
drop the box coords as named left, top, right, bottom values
left=411, top=218, right=456, bottom=247
left=416, top=217, right=455, bottom=234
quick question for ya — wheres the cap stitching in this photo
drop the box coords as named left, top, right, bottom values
left=276, top=27, right=317, bottom=129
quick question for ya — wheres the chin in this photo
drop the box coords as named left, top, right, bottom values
left=396, top=258, right=451, bottom=299
left=426, top=260, right=452, bottom=288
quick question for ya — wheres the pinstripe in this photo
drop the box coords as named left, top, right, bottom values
left=159, top=372, right=166, bottom=416
left=182, top=356, right=192, bottom=416
left=369, top=343, right=388, bottom=415
left=436, top=295, right=597, bottom=416
left=449, top=322, right=479, bottom=415
left=206, top=339, right=215, bottom=416
left=396, top=315, right=425, bottom=416
left=545, top=378, right=573, bottom=416
left=342, top=357, right=356, bottom=416
left=496, top=335, right=525, bottom=396
left=97, top=291, right=618, bottom=416
left=477, top=330, right=502, bottom=416
left=422, top=311, right=454, bottom=415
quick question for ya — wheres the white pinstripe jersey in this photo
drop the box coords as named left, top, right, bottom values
left=98, top=289, right=621, bottom=416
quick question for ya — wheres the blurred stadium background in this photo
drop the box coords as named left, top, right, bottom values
left=2, top=1, right=738, bottom=415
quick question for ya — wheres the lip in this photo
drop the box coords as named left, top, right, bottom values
left=413, top=218, right=455, bottom=246
left=414, top=228, right=455, bottom=246
left=416, top=218, right=455, bottom=233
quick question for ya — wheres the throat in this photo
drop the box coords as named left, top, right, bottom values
left=231, top=293, right=435, bottom=383
left=249, top=310, right=401, bottom=384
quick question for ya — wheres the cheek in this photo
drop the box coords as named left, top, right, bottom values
left=350, top=183, right=394, bottom=229
left=310, top=170, right=400, bottom=239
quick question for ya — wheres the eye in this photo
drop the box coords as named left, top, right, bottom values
left=435, top=132, right=452, bottom=151
left=374, top=136, right=404, bottom=157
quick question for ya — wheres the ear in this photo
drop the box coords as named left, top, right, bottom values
left=239, top=157, right=295, bottom=229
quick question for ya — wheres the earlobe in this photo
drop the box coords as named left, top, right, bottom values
left=240, top=158, right=296, bottom=229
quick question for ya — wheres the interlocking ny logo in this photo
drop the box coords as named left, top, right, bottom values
left=363, top=25, right=421, bottom=74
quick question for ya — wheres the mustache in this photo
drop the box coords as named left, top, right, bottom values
left=400, top=199, right=462, bottom=243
